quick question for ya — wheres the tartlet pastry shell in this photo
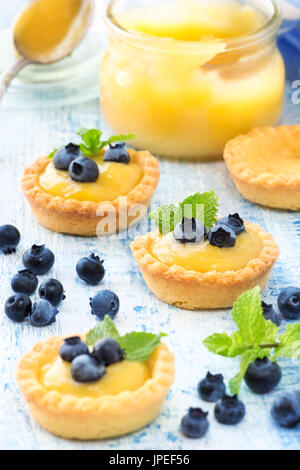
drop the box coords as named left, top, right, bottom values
left=21, top=149, right=160, bottom=236
left=16, top=336, right=174, bottom=440
left=130, top=222, right=279, bottom=310
left=224, top=125, right=300, bottom=210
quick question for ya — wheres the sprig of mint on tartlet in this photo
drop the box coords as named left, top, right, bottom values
left=150, top=191, right=219, bottom=235
left=48, top=128, right=135, bottom=158
left=203, top=286, right=300, bottom=395
left=86, top=315, right=166, bottom=362
left=76, top=128, right=135, bottom=157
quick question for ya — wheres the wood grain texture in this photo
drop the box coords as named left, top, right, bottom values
left=0, top=35, right=300, bottom=449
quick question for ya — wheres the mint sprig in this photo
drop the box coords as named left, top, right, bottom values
left=76, top=128, right=135, bottom=157
left=86, top=316, right=166, bottom=362
left=203, top=287, right=300, bottom=395
left=150, top=191, right=218, bottom=235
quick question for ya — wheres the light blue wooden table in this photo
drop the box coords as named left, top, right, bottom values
left=0, top=13, right=300, bottom=449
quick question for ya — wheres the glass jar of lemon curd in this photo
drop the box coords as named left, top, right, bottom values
left=100, top=0, right=284, bottom=159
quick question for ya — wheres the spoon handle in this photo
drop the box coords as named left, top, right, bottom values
left=0, top=57, right=32, bottom=101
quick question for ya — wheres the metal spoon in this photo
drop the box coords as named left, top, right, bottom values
left=0, top=0, right=94, bottom=101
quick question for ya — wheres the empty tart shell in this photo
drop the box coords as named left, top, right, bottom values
left=223, top=125, right=300, bottom=210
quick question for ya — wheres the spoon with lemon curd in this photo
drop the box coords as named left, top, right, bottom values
left=0, top=0, right=94, bottom=100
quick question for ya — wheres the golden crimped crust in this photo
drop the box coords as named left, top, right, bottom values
left=130, top=222, right=279, bottom=310
left=224, top=125, right=300, bottom=210
left=16, top=336, right=174, bottom=440
left=21, top=149, right=160, bottom=236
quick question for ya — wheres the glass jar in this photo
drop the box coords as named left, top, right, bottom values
left=100, top=0, right=285, bottom=159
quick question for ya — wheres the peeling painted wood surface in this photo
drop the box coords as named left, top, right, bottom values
left=0, top=33, right=300, bottom=449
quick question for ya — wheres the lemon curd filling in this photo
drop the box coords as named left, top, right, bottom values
left=119, top=0, right=265, bottom=41
left=101, top=0, right=284, bottom=159
left=39, top=156, right=143, bottom=203
left=14, top=0, right=82, bottom=59
left=40, top=357, right=150, bottom=398
left=150, top=228, right=263, bottom=273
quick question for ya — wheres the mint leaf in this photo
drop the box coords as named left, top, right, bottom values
left=274, top=324, right=300, bottom=359
left=180, top=191, right=218, bottom=229
left=150, top=191, right=219, bottom=234
left=150, top=204, right=182, bottom=235
left=203, top=333, right=234, bottom=357
left=85, top=316, right=166, bottom=361
left=76, top=128, right=135, bottom=157
left=86, top=316, right=120, bottom=346
left=231, top=287, right=279, bottom=346
left=48, top=148, right=58, bottom=159
left=119, top=332, right=167, bottom=362
left=203, top=287, right=282, bottom=395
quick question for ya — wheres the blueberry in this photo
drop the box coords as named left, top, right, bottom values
left=0, top=224, right=20, bottom=254
left=11, top=269, right=38, bottom=295
left=30, top=299, right=58, bottom=326
left=5, top=294, right=32, bottom=322
left=103, top=143, right=130, bottom=163
left=39, top=278, right=65, bottom=306
left=90, top=290, right=120, bottom=320
left=92, top=338, right=124, bottom=366
left=69, top=156, right=99, bottom=183
left=59, top=336, right=89, bottom=363
left=76, top=254, right=105, bottom=285
left=22, top=244, right=55, bottom=275
left=278, top=287, right=300, bottom=320
left=244, top=358, right=281, bottom=394
left=216, top=213, right=245, bottom=235
left=198, top=372, right=226, bottom=402
left=53, top=143, right=83, bottom=170
left=181, top=408, right=209, bottom=438
left=71, top=354, right=106, bottom=383
left=173, top=217, right=206, bottom=243
left=262, top=301, right=281, bottom=326
left=271, top=391, right=300, bottom=428
left=208, top=223, right=236, bottom=248
left=214, top=394, right=245, bottom=425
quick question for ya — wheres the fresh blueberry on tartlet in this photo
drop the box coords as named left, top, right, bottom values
left=208, top=223, right=236, bottom=248
left=217, top=213, right=245, bottom=235
left=0, top=224, right=20, bottom=254
left=5, top=294, right=32, bottom=322
left=76, top=254, right=105, bottom=285
left=103, top=142, right=130, bottom=163
left=53, top=143, right=84, bottom=171
left=92, top=338, right=124, bottom=366
left=71, top=354, right=106, bottom=383
left=181, top=408, right=209, bottom=438
left=59, top=337, right=89, bottom=363
left=22, top=244, right=55, bottom=275
left=69, top=156, right=99, bottom=183
left=173, top=217, right=207, bottom=243
left=11, top=269, right=38, bottom=295
left=198, top=372, right=226, bottom=402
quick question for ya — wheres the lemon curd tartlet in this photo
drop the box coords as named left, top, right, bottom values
left=16, top=320, right=174, bottom=440
left=21, top=130, right=159, bottom=236
left=131, top=193, right=279, bottom=309
left=224, top=125, right=300, bottom=210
